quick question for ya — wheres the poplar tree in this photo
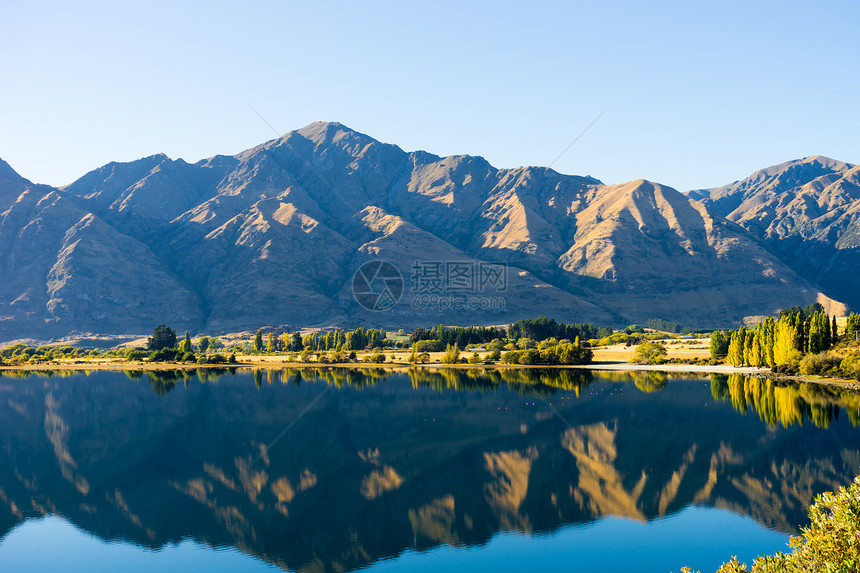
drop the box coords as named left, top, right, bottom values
left=254, top=330, right=263, bottom=352
left=750, top=333, right=764, bottom=367
left=727, top=328, right=746, bottom=366
left=763, top=316, right=776, bottom=367
left=808, top=312, right=824, bottom=354
left=774, top=316, right=800, bottom=366
left=846, top=313, right=860, bottom=339
left=743, top=331, right=754, bottom=366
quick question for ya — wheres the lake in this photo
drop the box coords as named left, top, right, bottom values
left=1, top=367, right=858, bottom=573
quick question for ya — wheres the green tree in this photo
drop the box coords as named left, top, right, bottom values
left=710, top=330, right=730, bottom=358
left=514, top=349, right=538, bottom=364
left=198, top=336, right=210, bottom=353
left=290, top=333, right=303, bottom=351
left=254, top=330, right=263, bottom=352
left=846, top=312, right=860, bottom=340
left=516, top=338, right=537, bottom=350
left=147, top=324, right=177, bottom=351
left=808, top=311, right=826, bottom=354
left=179, top=331, right=193, bottom=353
left=631, top=342, right=667, bottom=364
left=267, top=332, right=276, bottom=353
left=441, top=343, right=460, bottom=364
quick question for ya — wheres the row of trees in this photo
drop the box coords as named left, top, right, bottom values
left=500, top=338, right=593, bottom=365
left=711, top=308, right=840, bottom=369
left=846, top=312, right=860, bottom=339
left=253, top=327, right=389, bottom=353
left=0, top=344, right=127, bottom=365
left=409, top=325, right=507, bottom=347
left=508, top=316, right=610, bottom=342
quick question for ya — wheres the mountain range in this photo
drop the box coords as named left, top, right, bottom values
left=0, top=122, right=856, bottom=342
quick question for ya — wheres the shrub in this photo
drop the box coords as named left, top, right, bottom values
left=773, top=363, right=799, bottom=375
left=518, top=349, right=540, bottom=365
left=798, top=352, right=843, bottom=376
left=148, top=348, right=178, bottom=362
left=198, top=353, right=228, bottom=364
left=840, top=355, right=860, bottom=381
left=125, top=348, right=148, bottom=362
left=684, top=475, right=860, bottom=573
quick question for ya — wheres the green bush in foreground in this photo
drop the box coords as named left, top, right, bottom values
left=682, top=475, right=860, bottom=573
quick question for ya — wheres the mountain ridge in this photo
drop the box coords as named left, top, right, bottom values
left=690, top=155, right=860, bottom=310
left=0, top=123, right=852, bottom=342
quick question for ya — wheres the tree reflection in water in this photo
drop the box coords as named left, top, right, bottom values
left=1, top=367, right=859, bottom=573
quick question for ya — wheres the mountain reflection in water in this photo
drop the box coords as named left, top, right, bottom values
left=0, top=367, right=858, bottom=573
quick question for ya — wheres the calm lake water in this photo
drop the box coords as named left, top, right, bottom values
left=1, top=367, right=858, bottom=573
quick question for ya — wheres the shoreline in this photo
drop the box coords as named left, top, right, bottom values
left=1, top=359, right=857, bottom=389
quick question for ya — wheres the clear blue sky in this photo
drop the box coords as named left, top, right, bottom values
left=2, top=0, right=858, bottom=191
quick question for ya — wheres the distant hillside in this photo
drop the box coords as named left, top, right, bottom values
left=0, top=124, right=850, bottom=342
